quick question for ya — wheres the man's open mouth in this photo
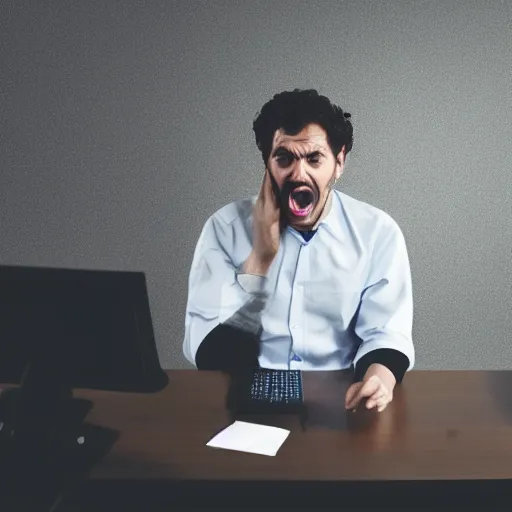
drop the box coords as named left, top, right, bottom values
left=288, top=186, right=315, bottom=217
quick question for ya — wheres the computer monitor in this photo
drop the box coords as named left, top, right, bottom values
left=0, top=264, right=169, bottom=442
left=0, top=264, right=168, bottom=390
left=0, top=264, right=169, bottom=505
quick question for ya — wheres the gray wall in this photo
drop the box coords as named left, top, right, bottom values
left=1, top=0, right=510, bottom=370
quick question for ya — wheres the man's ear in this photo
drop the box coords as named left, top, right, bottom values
left=335, top=145, right=346, bottom=180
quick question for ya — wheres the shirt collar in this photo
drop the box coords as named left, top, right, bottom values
left=286, top=189, right=346, bottom=243
left=311, top=189, right=334, bottom=230
left=312, top=189, right=345, bottom=239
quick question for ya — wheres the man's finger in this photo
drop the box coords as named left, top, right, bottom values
left=345, top=382, right=362, bottom=409
left=257, top=170, right=268, bottom=201
left=349, top=377, right=382, bottom=408
left=366, top=393, right=389, bottom=410
left=365, top=387, right=388, bottom=407
left=345, top=379, right=380, bottom=410
left=264, top=169, right=281, bottom=209
left=377, top=402, right=389, bottom=413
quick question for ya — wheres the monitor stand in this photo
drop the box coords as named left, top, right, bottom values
left=0, top=360, right=120, bottom=508
left=0, top=358, right=94, bottom=450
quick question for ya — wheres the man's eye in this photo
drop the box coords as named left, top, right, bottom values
left=308, top=156, right=321, bottom=164
left=277, top=156, right=292, bottom=166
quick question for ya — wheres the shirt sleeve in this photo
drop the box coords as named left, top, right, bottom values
left=353, top=218, right=415, bottom=380
left=182, top=215, right=269, bottom=367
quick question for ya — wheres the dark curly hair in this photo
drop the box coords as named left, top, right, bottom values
left=252, top=89, right=354, bottom=166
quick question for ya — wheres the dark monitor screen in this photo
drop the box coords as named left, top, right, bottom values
left=0, top=264, right=168, bottom=393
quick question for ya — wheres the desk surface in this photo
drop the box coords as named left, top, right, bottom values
left=73, top=369, right=512, bottom=482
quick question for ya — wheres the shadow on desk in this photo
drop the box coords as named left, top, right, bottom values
left=485, top=371, right=512, bottom=424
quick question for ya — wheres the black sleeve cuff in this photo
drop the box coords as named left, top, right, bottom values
left=194, top=323, right=260, bottom=375
left=354, top=348, right=410, bottom=384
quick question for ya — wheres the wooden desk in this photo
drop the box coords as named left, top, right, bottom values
left=58, top=369, right=512, bottom=509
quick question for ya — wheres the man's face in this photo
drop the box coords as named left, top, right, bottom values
left=266, top=123, right=345, bottom=231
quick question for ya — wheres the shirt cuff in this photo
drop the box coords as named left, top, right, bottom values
left=235, top=271, right=267, bottom=295
left=354, top=348, right=410, bottom=384
left=195, top=324, right=260, bottom=374
left=223, top=295, right=266, bottom=335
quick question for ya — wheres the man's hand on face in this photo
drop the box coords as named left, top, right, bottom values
left=244, top=170, right=281, bottom=276
left=345, top=363, right=396, bottom=413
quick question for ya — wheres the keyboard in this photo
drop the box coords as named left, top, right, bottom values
left=250, top=369, right=303, bottom=404
left=225, top=368, right=305, bottom=415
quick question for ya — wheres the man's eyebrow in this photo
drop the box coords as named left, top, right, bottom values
left=306, top=150, right=324, bottom=158
left=271, top=146, right=291, bottom=157
left=272, top=147, right=326, bottom=158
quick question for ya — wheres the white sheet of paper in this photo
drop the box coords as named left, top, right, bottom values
left=206, top=421, right=290, bottom=456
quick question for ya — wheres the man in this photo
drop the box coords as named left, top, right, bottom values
left=183, top=89, right=414, bottom=413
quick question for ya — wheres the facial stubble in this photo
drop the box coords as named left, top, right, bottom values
left=267, top=163, right=338, bottom=231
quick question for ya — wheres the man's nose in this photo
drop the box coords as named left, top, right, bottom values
left=290, top=158, right=308, bottom=181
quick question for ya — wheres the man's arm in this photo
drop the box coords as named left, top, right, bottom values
left=352, top=218, right=415, bottom=384
left=183, top=216, right=269, bottom=373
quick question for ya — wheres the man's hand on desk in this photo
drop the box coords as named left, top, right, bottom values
left=345, top=363, right=396, bottom=413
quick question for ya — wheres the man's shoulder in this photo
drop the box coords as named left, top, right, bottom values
left=334, top=190, right=402, bottom=235
left=209, top=196, right=256, bottom=227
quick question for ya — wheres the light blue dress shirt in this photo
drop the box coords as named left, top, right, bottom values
left=183, top=190, right=415, bottom=372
